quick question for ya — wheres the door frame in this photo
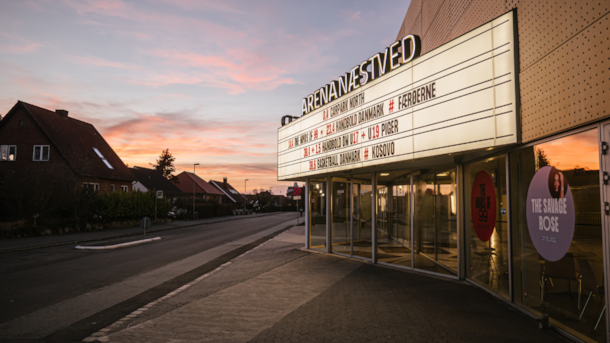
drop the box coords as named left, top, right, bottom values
left=597, top=121, right=610, bottom=340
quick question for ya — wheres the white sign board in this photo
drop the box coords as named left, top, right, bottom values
left=278, top=11, right=518, bottom=180
left=156, top=190, right=163, bottom=199
left=293, top=196, right=302, bottom=200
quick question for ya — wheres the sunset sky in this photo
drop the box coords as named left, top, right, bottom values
left=0, top=0, right=409, bottom=195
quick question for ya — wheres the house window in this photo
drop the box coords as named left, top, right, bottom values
left=19, top=120, right=24, bottom=127
left=1, top=145, right=16, bottom=161
left=92, top=147, right=114, bottom=169
left=121, top=185, right=128, bottom=192
left=83, top=183, right=100, bottom=192
left=33, top=145, right=50, bottom=161
left=111, top=184, right=115, bottom=192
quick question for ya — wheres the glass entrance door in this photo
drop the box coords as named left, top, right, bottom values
left=352, top=174, right=373, bottom=260
left=376, top=172, right=412, bottom=268
left=309, top=179, right=327, bottom=251
left=414, top=170, right=458, bottom=276
left=332, top=178, right=351, bottom=256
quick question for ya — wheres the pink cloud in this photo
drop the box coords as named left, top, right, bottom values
left=348, top=10, right=362, bottom=20
left=66, top=55, right=139, bottom=70
left=0, top=32, right=44, bottom=54
left=5, top=42, right=42, bottom=53
left=150, top=49, right=300, bottom=92
left=153, top=0, right=244, bottom=14
left=61, top=0, right=134, bottom=15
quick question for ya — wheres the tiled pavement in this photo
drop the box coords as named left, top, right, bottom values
left=88, top=226, right=569, bottom=343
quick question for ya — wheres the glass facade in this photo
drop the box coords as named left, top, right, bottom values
left=304, top=127, right=608, bottom=343
left=465, top=156, right=510, bottom=299
left=510, top=129, right=605, bottom=342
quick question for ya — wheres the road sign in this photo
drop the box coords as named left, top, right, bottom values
left=293, top=195, right=301, bottom=200
left=156, top=190, right=164, bottom=199
left=293, top=187, right=301, bottom=196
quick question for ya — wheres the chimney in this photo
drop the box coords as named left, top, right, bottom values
left=223, top=177, right=227, bottom=188
left=56, top=109, right=69, bottom=118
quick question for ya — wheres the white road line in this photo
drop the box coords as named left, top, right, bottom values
left=75, top=237, right=161, bottom=250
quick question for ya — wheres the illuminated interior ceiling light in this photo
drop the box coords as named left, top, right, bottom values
left=437, top=172, right=448, bottom=177
left=486, top=147, right=494, bottom=151
left=380, top=173, right=390, bottom=176
left=316, top=184, right=319, bottom=189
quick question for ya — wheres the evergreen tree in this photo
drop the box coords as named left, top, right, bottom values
left=536, top=148, right=551, bottom=168
left=151, top=149, right=178, bottom=182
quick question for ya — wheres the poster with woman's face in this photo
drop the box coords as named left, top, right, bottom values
left=526, top=166, right=575, bottom=261
left=548, top=167, right=568, bottom=199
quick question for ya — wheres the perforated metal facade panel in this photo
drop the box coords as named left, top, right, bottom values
left=521, top=13, right=610, bottom=141
left=397, top=0, right=610, bottom=142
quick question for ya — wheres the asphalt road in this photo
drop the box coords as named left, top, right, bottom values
left=0, top=212, right=298, bottom=342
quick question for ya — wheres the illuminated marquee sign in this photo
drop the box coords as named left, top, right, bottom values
left=278, top=11, right=519, bottom=181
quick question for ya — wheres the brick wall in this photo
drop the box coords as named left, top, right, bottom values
left=0, top=107, right=63, bottom=175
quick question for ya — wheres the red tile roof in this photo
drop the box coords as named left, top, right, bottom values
left=3, top=101, right=134, bottom=182
left=173, top=172, right=224, bottom=195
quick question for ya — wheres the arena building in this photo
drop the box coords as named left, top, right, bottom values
left=278, top=2, right=610, bottom=342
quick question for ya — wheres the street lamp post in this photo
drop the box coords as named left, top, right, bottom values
left=270, top=187, right=273, bottom=212
left=244, top=179, right=248, bottom=212
left=193, top=163, right=199, bottom=220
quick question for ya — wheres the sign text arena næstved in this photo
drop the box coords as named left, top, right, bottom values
left=301, top=35, right=421, bottom=116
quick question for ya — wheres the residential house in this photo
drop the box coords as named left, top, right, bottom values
left=0, top=101, right=134, bottom=194
left=172, top=171, right=224, bottom=203
left=209, top=178, right=248, bottom=208
left=130, top=166, right=184, bottom=198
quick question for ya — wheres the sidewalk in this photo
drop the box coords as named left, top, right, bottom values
left=86, top=226, right=569, bottom=343
left=0, top=212, right=281, bottom=253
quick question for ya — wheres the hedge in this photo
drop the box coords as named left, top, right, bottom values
left=94, top=190, right=172, bottom=222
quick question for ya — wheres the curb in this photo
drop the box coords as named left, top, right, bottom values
left=75, top=237, right=161, bottom=250
left=0, top=212, right=282, bottom=255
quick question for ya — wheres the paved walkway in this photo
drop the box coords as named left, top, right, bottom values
left=86, top=226, right=569, bottom=343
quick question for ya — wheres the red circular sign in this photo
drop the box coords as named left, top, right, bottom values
left=470, top=171, right=497, bottom=242
left=293, top=187, right=301, bottom=196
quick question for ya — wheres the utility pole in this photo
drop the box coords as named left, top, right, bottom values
left=193, top=163, right=199, bottom=220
